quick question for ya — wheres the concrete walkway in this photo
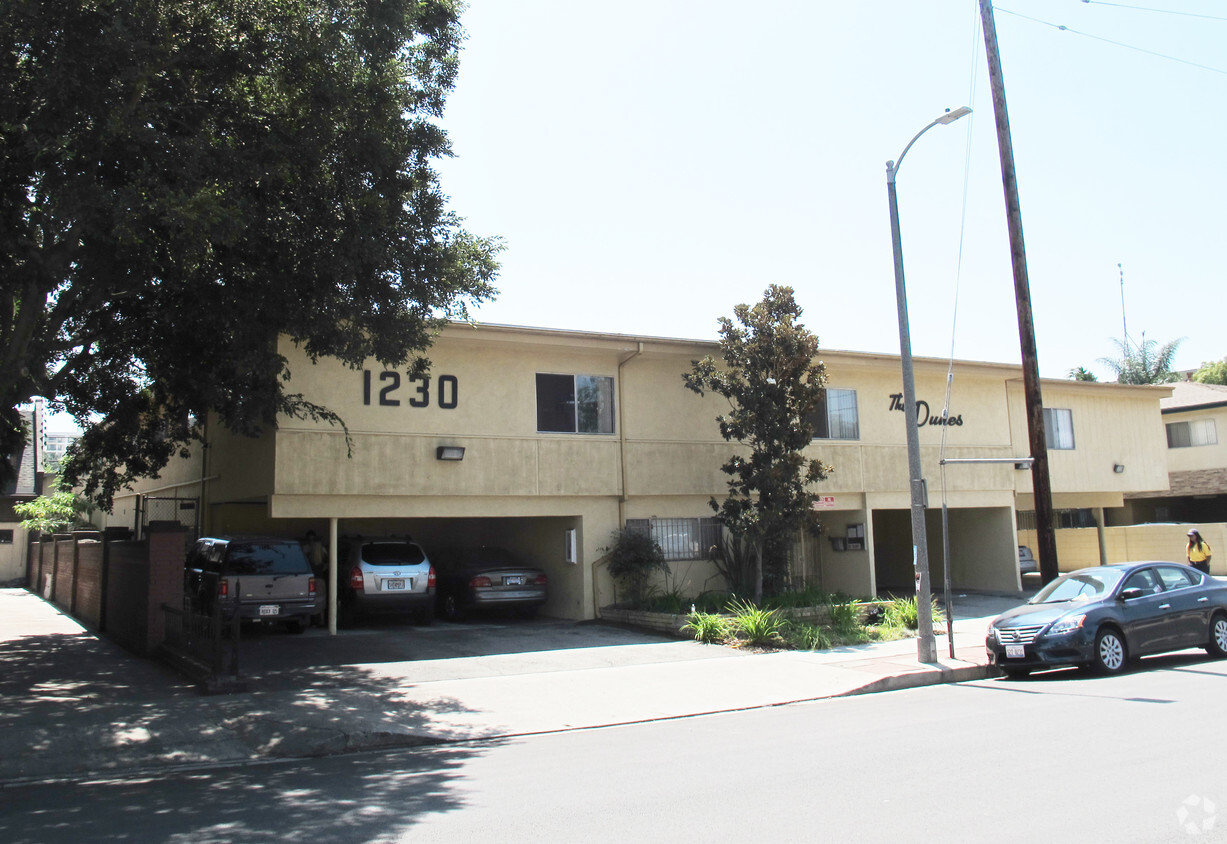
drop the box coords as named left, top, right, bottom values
left=0, top=587, right=1019, bottom=785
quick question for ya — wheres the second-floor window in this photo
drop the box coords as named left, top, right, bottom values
left=536, top=374, right=615, bottom=434
left=809, top=388, right=860, bottom=440
left=1044, top=407, right=1075, bottom=450
left=1167, top=418, right=1218, bottom=449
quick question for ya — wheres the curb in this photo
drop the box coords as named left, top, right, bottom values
left=844, top=663, right=999, bottom=697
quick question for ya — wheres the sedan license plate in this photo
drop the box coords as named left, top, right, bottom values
left=1005, top=644, right=1026, bottom=659
left=503, top=576, right=525, bottom=586
left=384, top=579, right=406, bottom=591
left=259, top=604, right=279, bottom=617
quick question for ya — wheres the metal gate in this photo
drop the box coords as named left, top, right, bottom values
left=139, top=495, right=200, bottom=542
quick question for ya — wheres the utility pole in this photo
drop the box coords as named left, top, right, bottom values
left=978, top=0, right=1059, bottom=584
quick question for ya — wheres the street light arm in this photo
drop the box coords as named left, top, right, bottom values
left=886, top=106, right=972, bottom=183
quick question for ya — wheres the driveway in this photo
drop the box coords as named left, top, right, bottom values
left=234, top=615, right=729, bottom=691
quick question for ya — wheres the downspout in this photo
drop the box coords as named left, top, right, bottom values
left=596, top=342, right=644, bottom=617
left=616, top=342, right=644, bottom=524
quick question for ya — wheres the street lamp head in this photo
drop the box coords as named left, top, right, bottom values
left=936, top=106, right=972, bottom=125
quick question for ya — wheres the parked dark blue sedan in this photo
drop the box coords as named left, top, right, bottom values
left=986, top=562, right=1227, bottom=677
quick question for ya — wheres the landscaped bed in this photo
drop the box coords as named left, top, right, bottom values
left=599, top=591, right=944, bottom=652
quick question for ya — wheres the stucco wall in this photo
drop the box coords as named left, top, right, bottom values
left=1008, top=380, right=1170, bottom=503
left=1018, top=523, right=1226, bottom=575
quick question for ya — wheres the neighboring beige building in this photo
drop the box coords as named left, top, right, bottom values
left=1122, top=380, right=1227, bottom=524
left=1, top=404, right=47, bottom=584
left=101, top=323, right=1173, bottom=620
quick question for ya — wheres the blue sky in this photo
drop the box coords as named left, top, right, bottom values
left=434, top=1, right=1226, bottom=381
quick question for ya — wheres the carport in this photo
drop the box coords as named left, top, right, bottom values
left=870, top=505, right=1020, bottom=595
left=257, top=514, right=586, bottom=635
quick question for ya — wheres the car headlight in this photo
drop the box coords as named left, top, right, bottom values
left=1047, top=613, right=1087, bottom=636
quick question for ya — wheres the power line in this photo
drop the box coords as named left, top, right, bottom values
left=996, top=6, right=1227, bottom=75
left=1080, top=1, right=1227, bottom=23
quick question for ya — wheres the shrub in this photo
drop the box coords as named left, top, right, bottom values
left=604, top=529, right=668, bottom=606
left=783, top=621, right=831, bottom=651
left=727, top=599, right=785, bottom=646
left=883, top=596, right=944, bottom=631
left=708, top=534, right=757, bottom=598
left=682, top=611, right=732, bottom=644
left=828, top=599, right=862, bottom=633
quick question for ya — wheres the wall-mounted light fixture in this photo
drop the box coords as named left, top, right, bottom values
left=436, top=446, right=466, bottom=461
left=1113, top=463, right=1125, bottom=474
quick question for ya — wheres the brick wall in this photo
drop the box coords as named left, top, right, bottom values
left=73, top=539, right=104, bottom=629
left=104, top=541, right=151, bottom=655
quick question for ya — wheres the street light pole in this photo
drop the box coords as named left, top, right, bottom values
left=886, top=106, right=971, bottom=664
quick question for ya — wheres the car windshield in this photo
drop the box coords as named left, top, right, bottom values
left=1030, top=570, right=1125, bottom=604
left=363, top=543, right=425, bottom=566
left=227, top=543, right=311, bottom=575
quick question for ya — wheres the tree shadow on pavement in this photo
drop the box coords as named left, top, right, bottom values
left=0, top=630, right=490, bottom=784
left=0, top=741, right=490, bottom=844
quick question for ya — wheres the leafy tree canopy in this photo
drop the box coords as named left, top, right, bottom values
left=683, top=285, right=832, bottom=600
left=1067, top=367, right=1097, bottom=382
left=1097, top=336, right=1184, bottom=385
left=1, top=0, right=499, bottom=506
left=1192, top=357, right=1227, bottom=386
left=13, top=478, right=94, bottom=534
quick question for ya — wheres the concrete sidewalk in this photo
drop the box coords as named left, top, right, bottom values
left=0, top=587, right=1014, bottom=785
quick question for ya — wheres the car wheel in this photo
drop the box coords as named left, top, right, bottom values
left=442, top=593, right=465, bottom=622
left=1091, top=627, right=1128, bottom=674
left=285, top=619, right=306, bottom=635
left=1206, top=613, right=1227, bottom=658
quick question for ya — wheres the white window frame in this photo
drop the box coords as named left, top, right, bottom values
left=1166, top=418, right=1218, bottom=449
left=811, top=388, right=860, bottom=440
left=1043, top=407, right=1075, bottom=450
left=535, top=373, right=616, bottom=434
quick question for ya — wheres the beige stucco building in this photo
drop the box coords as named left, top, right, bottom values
left=1123, top=380, right=1227, bottom=524
left=100, top=322, right=1173, bottom=620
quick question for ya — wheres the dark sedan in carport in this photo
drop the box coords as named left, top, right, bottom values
left=986, top=562, right=1227, bottom=677
left=433, top=546, right=547, bottom=621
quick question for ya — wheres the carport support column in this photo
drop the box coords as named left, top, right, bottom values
left=1095, top=508, right=1107, bottom=567
left=328, top=517, right=338, bottom=635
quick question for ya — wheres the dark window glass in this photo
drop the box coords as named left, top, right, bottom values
left=537, top=373, right=615, bottom=434
left=225, top=542, right=312, bottom=575
left=537, top=374, right=576, bottom=432
left=362, top=543, right=426, bottom=566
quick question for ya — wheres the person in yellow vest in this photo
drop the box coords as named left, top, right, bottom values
left=1186, top=529, right=1212, bottom=575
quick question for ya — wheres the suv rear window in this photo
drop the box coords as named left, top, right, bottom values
left=226, top=542, right=312, bottom=575
left=362, top=543, right=426, bottom=566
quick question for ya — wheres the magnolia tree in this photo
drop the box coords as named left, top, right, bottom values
left=683, top=285, right=832, bottom=603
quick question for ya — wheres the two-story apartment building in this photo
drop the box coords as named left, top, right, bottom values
left=101, top=322, right=1172, bottom=620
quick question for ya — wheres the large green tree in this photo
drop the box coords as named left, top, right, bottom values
left=1192, top=357, right=1227, bottom=386
left=1097, top=336, right=1184, bottom=385
left=1, top=0, right=499, bottom=505
left=683, top=285, right=832, bottom=603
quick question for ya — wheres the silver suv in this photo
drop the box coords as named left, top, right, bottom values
left=184, top=536, right=318, bottom=634
left=338, top=536, right=435, bottom=625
